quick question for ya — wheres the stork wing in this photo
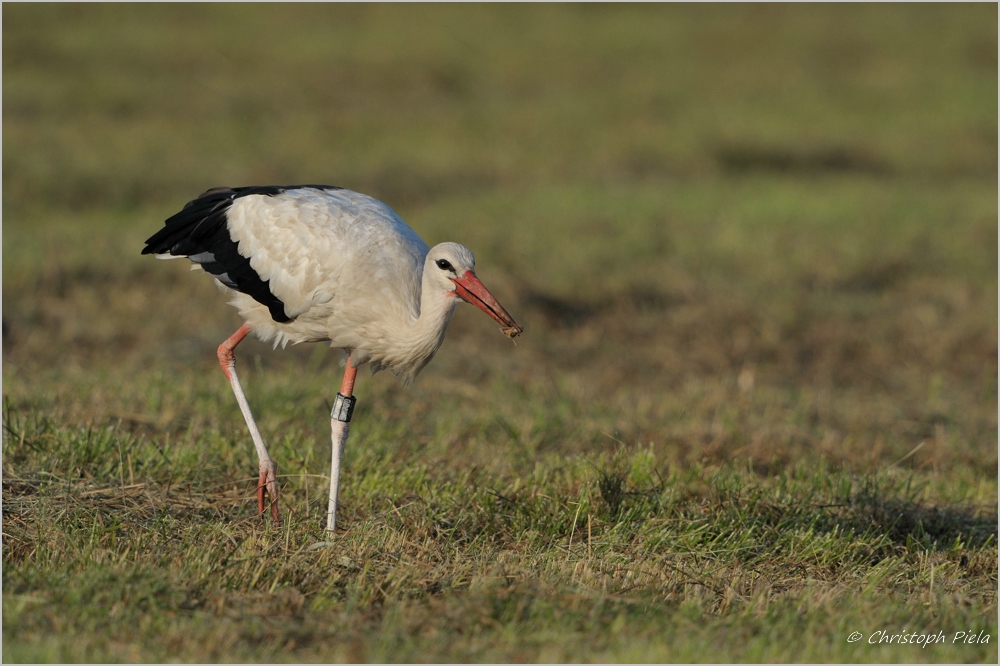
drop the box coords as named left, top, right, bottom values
left=229, top=187, right=429, bottom=323
left=144, top=186, right=429, bottom=324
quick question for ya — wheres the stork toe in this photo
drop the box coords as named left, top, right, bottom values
left=257, top=463, right=280, bottom=524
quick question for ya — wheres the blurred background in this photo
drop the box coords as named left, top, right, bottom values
left=3, top=3, right=996, bottom=482
left=3, top=4, right=997, bottom=661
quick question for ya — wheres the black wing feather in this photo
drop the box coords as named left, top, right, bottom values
left=142, top=185, right=343, bottom=323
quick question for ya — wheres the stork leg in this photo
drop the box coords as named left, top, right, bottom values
left=326, top=356, right=358, bottom=533
left=217, top=322, right=280, bottom=523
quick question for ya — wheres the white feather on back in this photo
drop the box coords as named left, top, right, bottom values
left=225, top=189, right=431, bottom=357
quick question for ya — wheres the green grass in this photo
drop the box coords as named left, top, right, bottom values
left=3, top=3, right=997, bottom=663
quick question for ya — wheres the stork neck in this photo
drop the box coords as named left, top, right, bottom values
left=414, top=270, right=460, bottom=335
left=371, top=267, right=457, bottom=379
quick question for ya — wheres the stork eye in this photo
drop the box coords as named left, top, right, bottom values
left=436, top=259, right=454, bottom=272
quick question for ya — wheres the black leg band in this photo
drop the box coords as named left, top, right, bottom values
left=331, top=393, right=356, bottom=422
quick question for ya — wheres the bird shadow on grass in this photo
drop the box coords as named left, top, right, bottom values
left=590, top=450, right=997, bottom=557
left=835, top=475, right=998, bottom=553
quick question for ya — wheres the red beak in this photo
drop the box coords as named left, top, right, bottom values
left=452, top=271, right=523, bottom=338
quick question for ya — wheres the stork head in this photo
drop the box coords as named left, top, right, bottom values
left=427, top=242, right=523, bottom=338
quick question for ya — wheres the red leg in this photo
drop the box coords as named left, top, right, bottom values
left=326, top=356, right=359, bottom=532
left=340, top=357, right=359, bottom=397
left=217, top=322, right=280, bottom=524
left=217, top=322, right=251, bottom=382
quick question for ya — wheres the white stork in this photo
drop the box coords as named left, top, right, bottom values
left=142, top=185, right=522, bottom=531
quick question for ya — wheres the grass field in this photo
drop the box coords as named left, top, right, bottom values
left=3, top=4, right=997, bottom=663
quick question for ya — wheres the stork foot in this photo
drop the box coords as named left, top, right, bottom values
left=257, top=462, right=280, bottom=524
